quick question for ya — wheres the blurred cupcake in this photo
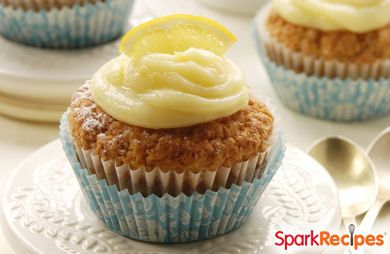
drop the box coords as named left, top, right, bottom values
left=0, top=0, right=134, bottom=48
left=254, top=1, right=390, bottom=121
left=60, top=14, right=285, bottom=242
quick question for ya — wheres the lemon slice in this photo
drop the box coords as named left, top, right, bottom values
left=119, top=14, right=236, bottom=61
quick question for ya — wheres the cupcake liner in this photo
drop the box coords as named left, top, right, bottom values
left=258, top=56, right=390, bottom=121
left=253, top=4, right=390, bottom=121
left=75, top=135, right=272, bottom=198
left=0, top=0, right=100, bottom=10
left=59, top=112, right=285, bottom=242
left=0, top=0, right=134, bottom=48
left=255, top=4, right=390, bottom=80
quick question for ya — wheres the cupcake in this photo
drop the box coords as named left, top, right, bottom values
left=0, top=0, right=134, bottom=48
left=254, top=0, right=390, bottom=121
left=60, top=14, right=285, bottom=243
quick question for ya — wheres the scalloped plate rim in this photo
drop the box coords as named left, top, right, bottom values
left=1, top=140, right=341, bottom=254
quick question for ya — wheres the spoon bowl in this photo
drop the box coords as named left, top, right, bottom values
left=367, top=127, right=390, bottom=198
left=308, top=137, right=378, bottom=219
left=360, top=127, right=390, bottom=234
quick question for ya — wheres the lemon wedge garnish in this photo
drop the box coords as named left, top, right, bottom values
left=119, top=14, right=236, bottom=61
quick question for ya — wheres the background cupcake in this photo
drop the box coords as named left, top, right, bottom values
left=254, top=0, right=390, bottom=121
left=0, top=0, right=134, bottom=48
left=60, top=14, right=285, bottom=242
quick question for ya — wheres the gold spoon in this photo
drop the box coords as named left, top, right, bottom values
left=360, top=128, right=390, bottom=235
left=308, top=137, right=378, bottom=237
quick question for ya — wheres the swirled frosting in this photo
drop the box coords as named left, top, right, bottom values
left=90, top=48, right=249, bottom=129
left=272, top=0, right=390, bottom=32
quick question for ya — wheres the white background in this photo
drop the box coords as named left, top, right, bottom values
left=0, top=0, right=389, bottom=253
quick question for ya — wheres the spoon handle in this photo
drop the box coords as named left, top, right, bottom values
left=360, top=198, right=386, bottom=235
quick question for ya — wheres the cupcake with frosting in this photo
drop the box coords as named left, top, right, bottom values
left=254, top=0, right=390, bottom=121
left=0, top=0, right=134, bottom=48
left=60, top=14, right=284, bottom=242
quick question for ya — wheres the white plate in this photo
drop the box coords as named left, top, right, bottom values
left=0, top=37, right=120, bottom=102
left=0, top=92, right=65, bottom=122
left=0, top=37, right=120, bottom=122
left=1, top=141, right=341, bottom=253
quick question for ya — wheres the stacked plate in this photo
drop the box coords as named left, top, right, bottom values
left=0, top=36, right=120, bottom=122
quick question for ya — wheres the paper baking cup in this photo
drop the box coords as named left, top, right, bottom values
left=257, top=56, right=390, bottom=121
left=75, top=146, right=271, bottom=197
left=0, top=0, right=100, bottom=10
left=253, top=5, right=390, bottom=121
left=255, top=4, right=390, bottom=80
left=73, top=126, right=273, bottom=198
left=59, top=113, right=285, bottom=242
left=0, top=0, right=134, bottom=48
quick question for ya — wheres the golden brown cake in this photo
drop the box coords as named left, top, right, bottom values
left=69, top=83, right=273, bottom=174
left=266, top=11, right=390, bottom=64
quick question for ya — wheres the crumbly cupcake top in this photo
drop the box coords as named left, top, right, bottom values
left=272, top=0, right=390, bottom=33
left=266, top=11, right=390, bottom=63
left=91, top=14, right=249, bottom=129
left=68, top=84, right=273, bottom=173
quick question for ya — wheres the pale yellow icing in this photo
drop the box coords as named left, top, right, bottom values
left=272, top=0, right=390, bottom=32
left=90, top=48, right=249, bottom=129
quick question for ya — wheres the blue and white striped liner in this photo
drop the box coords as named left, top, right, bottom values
left=59, top=113, right=285, bottom=243
left=253, top=24, right=390, bottom=122
left=0, top=0, right=134, bottom=49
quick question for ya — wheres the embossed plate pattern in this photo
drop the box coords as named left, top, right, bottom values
left=1, top=140, right=341, bottom=254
